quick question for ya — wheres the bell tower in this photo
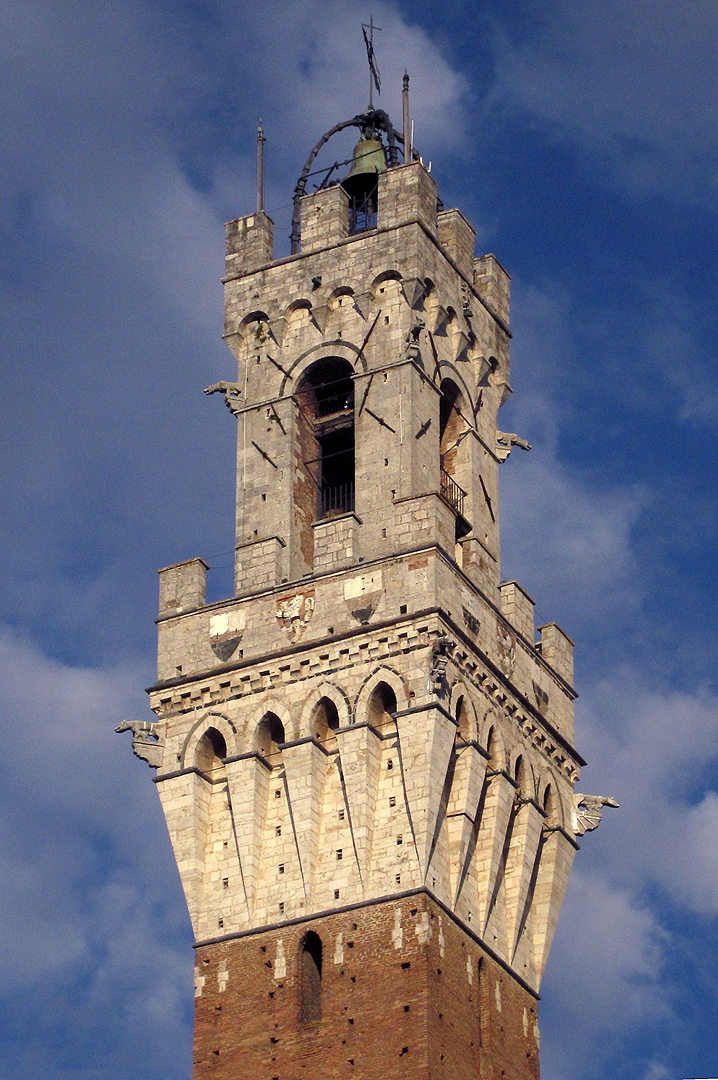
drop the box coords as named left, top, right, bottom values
left=120, top=96, right=615, bottom=1080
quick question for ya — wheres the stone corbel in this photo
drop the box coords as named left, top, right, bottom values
left=401, top=276, right=428, bottom=311
left=311, top=303, right=330, bottom=334
left=352, top=290, right=373, bottom=320
left=267, top=315, right=288, bottom=347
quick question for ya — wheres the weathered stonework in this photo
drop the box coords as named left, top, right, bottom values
left=120, top=123, right=616, bottom=1080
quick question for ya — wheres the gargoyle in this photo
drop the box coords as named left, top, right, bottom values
left=116, top=719, right=164, bottom=769
left=204, top=381, right=243, bottom=416
left=428, top=637, right=456, bottom=698
left=495, top=431, right=532, bottom=463
left=405, top=318, right=425, bottom=361
left=572, top=793, right=619, bottom=836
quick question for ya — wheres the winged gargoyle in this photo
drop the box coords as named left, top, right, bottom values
left=116, top=719, right=164, bottom=769
left=496, top=431, right=532, bottom=463
left=572, top=793, right=619, bottom=836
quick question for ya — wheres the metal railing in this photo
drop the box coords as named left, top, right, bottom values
left=349, top=191, right=378, bottom=235
left=316, top=394, right=354, bottom=418
left=440, top=467, right=466, bottom=516
left=320, top=481, right=355, bottom=519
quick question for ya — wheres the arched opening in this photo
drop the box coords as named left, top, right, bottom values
left=367, top=681, right=398, bottom=732
left=514, top=755, right=527, bottom=794
left=456, top=695, right=472, bottom=741
left=195, top=727, right=227, bottom=776
left=486, top=726, right=499, bottom=769
left=299, top=931, right=323, bottom=1022
left=254, top=713, right=286, bottom=766
left=294, top=358, right=355, bottom=573
left=543, top=784, right=558, bottom=826
left=311, top=696, right=340, bottom=747
left=439, top=378, right=471, bottom=542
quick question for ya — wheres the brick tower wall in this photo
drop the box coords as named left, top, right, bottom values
left=192, top=893, right=539, bottom=1080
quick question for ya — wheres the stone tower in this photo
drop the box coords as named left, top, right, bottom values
left=120, top=104, right=615, bottom=1080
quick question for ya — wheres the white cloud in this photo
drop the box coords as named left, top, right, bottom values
left=540, top=870, right=668, bottom=1080
left=0, top=628, right=193, bottom=1076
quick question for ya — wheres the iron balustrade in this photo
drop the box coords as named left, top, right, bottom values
left=320, top=481, right=355, bottom=519
left=316, top=394, right=354, bottom=418
left=440, top=466, right=466, bottom=516
left=348, top=190, right=378, bottom=235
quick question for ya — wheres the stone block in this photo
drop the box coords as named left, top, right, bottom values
left=159, top=558, right=208, bottom=618
left=301, top=186, right=349, bottom=252
left=500, top=581, right=535, bottom=643
left=437, top=208, right=476, bottom=277
left=538, top=622, right=574, bottom=687
left=225, top=211, right=273, bottom=276
left=473, top=253, right=510, bottom=327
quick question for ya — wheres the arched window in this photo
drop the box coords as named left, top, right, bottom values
left=311, top=696, right=340, bottom=747
left=195, top=727, right=227, bottom=777
left=294, top=358, right=355, bottom=573
left=486, top=726, right=497, bottom=768
left=254, top=713, right=286, bottom=766
left=456, top=695, right=472, bottom=741
left=299, top=931, right=323, bottom=1022
left=367, top=681, right=398, bottom=732
left=543, top=784, right=558, bottom=826
left=514, top=755, right=526, bottom=790
left=439, top=378, right=471, bottom=541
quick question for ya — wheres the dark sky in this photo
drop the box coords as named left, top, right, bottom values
left=2, top=2, right=718, bottom=1079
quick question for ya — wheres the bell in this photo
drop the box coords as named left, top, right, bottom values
left=341, top=133, right=386, bottom=201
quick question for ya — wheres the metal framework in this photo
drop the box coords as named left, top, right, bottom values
left=290, top=108, right=416, bottom=254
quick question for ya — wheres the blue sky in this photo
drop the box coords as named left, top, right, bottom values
left=1, top=1, right=717, bottom=1077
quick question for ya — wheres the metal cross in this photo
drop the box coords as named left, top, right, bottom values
left=362, top=16, right=382, bottom=109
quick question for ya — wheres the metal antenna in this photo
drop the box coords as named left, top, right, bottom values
left=362, top=17, right=382, bottom=110
left=256, top=122, right=266, bottom=213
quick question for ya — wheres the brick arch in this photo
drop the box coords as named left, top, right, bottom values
left=299, top=683, right=352, bottom=738
left=328, top=285, right=355, bottom=307
left=434, top=361, right=476, bottom=415
left=369, top=268, right=403, bottom=298
left=284, top=297, right=313, bottom=317
left=279, top=340, right=367, bottom=397
left=353, top=665, right=408, bottom=726
left=181, top=711, right=237, bottom=769
left=481, top=710, right=505, bottom=769
left=539, top=771, right=567, bottom=828
left=249, top=697, right=294, bottom=743
left=237, top=309, right=270, bottom=341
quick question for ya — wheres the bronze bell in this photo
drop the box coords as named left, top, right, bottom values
left=341, top=133, right=386, bottom=202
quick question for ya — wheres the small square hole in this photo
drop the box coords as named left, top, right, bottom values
left=338, top=809, right=345, bottom=820
left=336, top=849, right=343, bottom=861
left=278, top=902, right=284, bottom=913
left=218, top=918, right=223, bottom=927
left=396, top=874, right=401, bottom=884
left=397, top=835, right=403, bottom=845
left=334, top=889, right=340, bottom=899
left=275, top=789, right=281, bottom=799
left=278, top=864, right=285, bottom=874
left=223, top=878, right=229, bottom=888
left=389, top=796, right=396, bottom=807
left=400, top=604, right=407, bottom=614
left=276, top=826, right=282, bottom=836
left=387, top=759, right=393, bottom=770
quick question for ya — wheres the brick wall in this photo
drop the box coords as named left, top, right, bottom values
left=192, top=893, right=539, bottom=1080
